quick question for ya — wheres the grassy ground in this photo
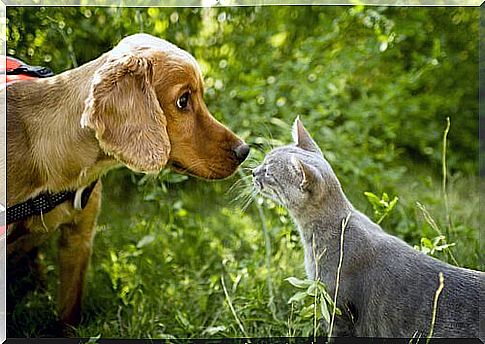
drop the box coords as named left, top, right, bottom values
left=6, top=156, right=480, bottom=338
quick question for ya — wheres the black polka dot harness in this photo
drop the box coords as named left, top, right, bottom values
left=5, top=180, right=99, bottom=226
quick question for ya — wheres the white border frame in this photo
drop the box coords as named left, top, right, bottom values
left=0, top=2, right=482, bottom=343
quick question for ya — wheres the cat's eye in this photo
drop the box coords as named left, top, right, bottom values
left=176, top=91, right=191, bottom=110
left=264, top=170, right=276, bottom=182
left=264, top=164, right=271, bottom=177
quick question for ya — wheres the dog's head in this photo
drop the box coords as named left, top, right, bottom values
left=81, top=33, right=249, bottom=179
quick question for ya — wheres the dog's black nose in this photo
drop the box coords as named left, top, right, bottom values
left=233, top=143, right=250, bottom=163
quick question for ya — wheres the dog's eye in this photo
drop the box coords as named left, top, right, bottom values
left=176, top=92, right=190, bottom=110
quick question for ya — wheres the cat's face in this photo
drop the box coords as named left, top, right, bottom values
left=252, top=118, right=339, bottom=211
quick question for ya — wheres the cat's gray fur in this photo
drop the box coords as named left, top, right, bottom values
left=253, top=118, right=483, bottom=338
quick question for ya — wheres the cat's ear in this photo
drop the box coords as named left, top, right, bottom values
left=291, top=156, right=320, bottom=190
left=292, top=117, right=322, bottom=155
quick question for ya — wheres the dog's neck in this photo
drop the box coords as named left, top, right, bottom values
left=7, top=53, right=120, bottom=205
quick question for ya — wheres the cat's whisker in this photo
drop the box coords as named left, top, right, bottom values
left=242, top=157, right=261, bottom=169
left=240, top=189, right=258, bottom=213
left=229, top=176, right=253, bottom=191
left=231, top=190, right=253, bottom=204
left=227, top=175, right=252, bottom=194
left=235, top=188, right=257, bottom=204
left=259, top=123, right=276, bottom=151
left=229, top=183, right=256, bottom=204
left=231, top=193, right=252, bottom=210
left=241, top=167, right=255, bottom=174
left=264, top=126, right=276, bottom=151
left=253, top=144, right=267, bottom=154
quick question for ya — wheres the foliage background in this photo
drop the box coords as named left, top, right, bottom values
left=6, top=6, right=480, bottom=338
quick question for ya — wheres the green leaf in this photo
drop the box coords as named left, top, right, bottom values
left=382, top=192, right=389, bottom=202
left=320, top=297, right=330, bottom=323
left=319, top=286, right=333, bottom=305
left=364, top=192, right=381, bottom=207
left=202, top=325, right=227, bottom=336
left=285, top=277, right=312, bottom=289
left=158, top=334, right=176, bottom=340
left=300, top=304, right=315, bottom=318
left=176, top=311, right=191, bottom=329
left=306, top=282, right=317, bottom=296
left=288, top=291, right=308, bottom=304
left=87, top=334, right=101, bottom=343
left=420, top=237, right=433, bottom=248
left=388, top=196, right=399, bottom=210
left=136, top=235, right=155, bottom=249
left=434, top=243, right=456, bottom=252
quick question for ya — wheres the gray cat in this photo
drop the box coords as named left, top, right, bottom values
left=252, top=118, right=483, bottom=339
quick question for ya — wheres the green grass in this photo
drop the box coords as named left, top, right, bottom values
left=7, top=158, right=480, bottom=338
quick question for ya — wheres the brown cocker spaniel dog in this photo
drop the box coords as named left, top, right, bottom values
left=5, top=33, right=249, bottom=329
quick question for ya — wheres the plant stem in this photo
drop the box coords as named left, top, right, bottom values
left=256, top=203, right=277, bottom=317
left=312, top=233, right=318, bottom=341
left=327, top=212, right=351, bottom=341
left=287, top=302, right=295, bottom=337
left=442, top=117, right=451, bottom=236
left=426, top=272, right=445, bottom=344
left=221, top=274, right=249, bottom=339
left=238, top=169, right=277, bottom=318
left=416, top=202, right=458, bottom=266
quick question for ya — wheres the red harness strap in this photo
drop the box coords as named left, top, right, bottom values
left=2, top=56, right=36, bottom=86
left=1, top=56, right=54, bottom=87
left=0, top=204, right=5, bottom=236
left=0, top=225, right=7, bottom=237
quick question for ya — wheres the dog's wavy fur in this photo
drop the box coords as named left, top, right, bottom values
left=4, top=34, right=247, bottom=328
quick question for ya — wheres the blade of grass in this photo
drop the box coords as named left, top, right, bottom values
left=237, top=169, right=277, bottom=319
left=442, top=117, right=451, bottom=235
left=426, top=272, right=445, bottom=344
left=416, top=202, right=458, bottom=266
left=221, top=274, right=249, bottom=339
left=312, top=233, right=318, bottom=341
left=327, top=212, right=351, bottom=341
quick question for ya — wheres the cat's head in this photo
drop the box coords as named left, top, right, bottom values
left=252, top=117, right=342, bottom=212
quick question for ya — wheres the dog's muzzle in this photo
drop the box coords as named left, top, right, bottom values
left=232, top=143, right=250, bottom=164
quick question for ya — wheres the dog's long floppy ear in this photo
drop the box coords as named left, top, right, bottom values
left=292, top=116, right=322, bottom=156
left=81, top=51, right=171, bottom=173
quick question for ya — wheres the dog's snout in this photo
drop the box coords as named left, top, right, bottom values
left=233, top=143, right=250, bottom=163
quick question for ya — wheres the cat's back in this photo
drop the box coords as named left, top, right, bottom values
left=428, top=258, right=482, bottom=338
left=356, top=224, right=482, bottom=338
